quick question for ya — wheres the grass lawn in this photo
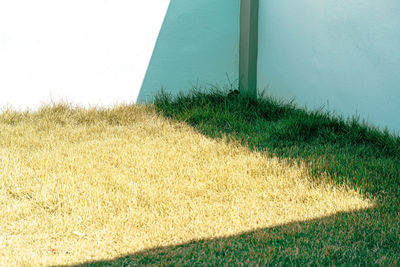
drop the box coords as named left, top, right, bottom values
left=0, top=90, right=399, bottom=266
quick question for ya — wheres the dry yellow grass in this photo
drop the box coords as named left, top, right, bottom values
left=0, top=104, right=373, bottom=266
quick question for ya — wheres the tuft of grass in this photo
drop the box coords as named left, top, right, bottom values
left=0, top=89, right=398, bottom=266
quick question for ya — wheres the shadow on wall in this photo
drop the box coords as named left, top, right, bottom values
left=137, top=0, right=240, bottom=103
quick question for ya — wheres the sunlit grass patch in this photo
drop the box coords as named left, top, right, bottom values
left=151, top=89, right=399, bottom=265
left=0, top=103, right=374, bottom=266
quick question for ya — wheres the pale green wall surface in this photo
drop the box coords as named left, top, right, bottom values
left=257, top=1, right=400, bottom=133
left=138, top=0, right=240, bottom=103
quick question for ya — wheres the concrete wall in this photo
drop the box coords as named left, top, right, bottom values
left=138, top=0, right=240, bottom=103
left=0, top=0, right=239, bottom=109
left=257, top=0, right=400, bottom=133
left=3, top=0, right=397, bottom=133
left=0, top=0, right=170, bottom=110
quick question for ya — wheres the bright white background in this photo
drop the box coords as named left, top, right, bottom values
left=0, top=0, right=170, bottom=110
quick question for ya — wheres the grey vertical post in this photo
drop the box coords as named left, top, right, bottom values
left=239, top=0, right=259, bottom=99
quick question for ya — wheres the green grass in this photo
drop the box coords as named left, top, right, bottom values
left=154, top=89, right=400, bottom=207
left=1, top=89, right=399, bottom=266
left=148, top=89, right=399, bottom=265
left=71, top=89, right=399, bottom=266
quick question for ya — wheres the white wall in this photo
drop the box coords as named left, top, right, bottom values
left=138, top=0, right=240, bottom=103
left=0, top=0, right=240, bottom=110
left=258, top=0, right=400, bottom=133
left=0, top=0, right=170, bottom=110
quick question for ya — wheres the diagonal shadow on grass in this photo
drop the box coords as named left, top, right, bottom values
left=152, top=90, right=400, bottom=206
left=69, top=208, right=397, bottom=266
left=67, top=90, right=399, bottom=265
